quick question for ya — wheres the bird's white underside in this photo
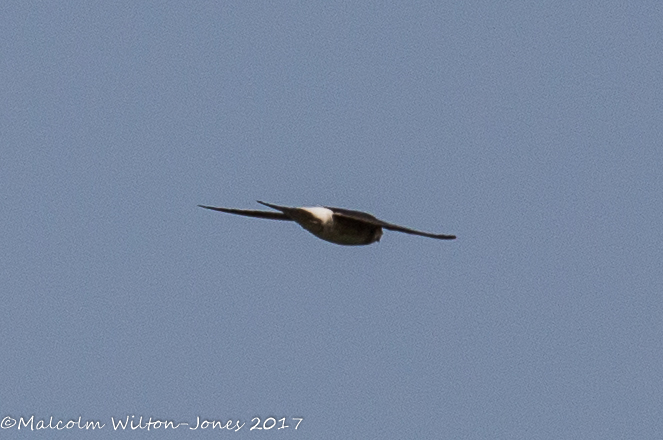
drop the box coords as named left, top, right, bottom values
left=302, top=207, right=334, bottom=225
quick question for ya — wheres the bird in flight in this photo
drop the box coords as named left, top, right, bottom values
left=198, top=201, right=456, bottom=246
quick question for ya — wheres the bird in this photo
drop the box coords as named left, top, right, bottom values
left=198, top=201, right=456, bottom=246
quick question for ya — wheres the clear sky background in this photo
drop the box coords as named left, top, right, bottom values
left=2, top=2, right=662, bottom=439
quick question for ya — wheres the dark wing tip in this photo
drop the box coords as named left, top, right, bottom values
left=380, top=223, right=457, bottom=240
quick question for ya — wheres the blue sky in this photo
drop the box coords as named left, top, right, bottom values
left=2, top=2, right=662, bottom=438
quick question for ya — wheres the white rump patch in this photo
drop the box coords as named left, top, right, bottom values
left=302, top=207, right=333, bottom=225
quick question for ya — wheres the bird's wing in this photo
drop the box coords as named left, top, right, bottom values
left=198, top=205, right=291, bottom=221
left=328, top=207, right=456, bottom=240
left=256, top=200, right=296, bottom=213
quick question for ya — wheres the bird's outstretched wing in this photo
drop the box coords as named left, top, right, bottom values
left=328, top=207, right=456, bottom=240
left=198, top=204, right=291, bottom=221
left=256, top=201, right=295, bottom=213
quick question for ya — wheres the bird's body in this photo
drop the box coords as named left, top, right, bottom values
left=198, top=201, right=455, bottom=246
left=295, top=206, right=382, bottom=245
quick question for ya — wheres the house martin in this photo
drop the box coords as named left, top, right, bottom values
left=198, top=201, right=456, bottom=246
